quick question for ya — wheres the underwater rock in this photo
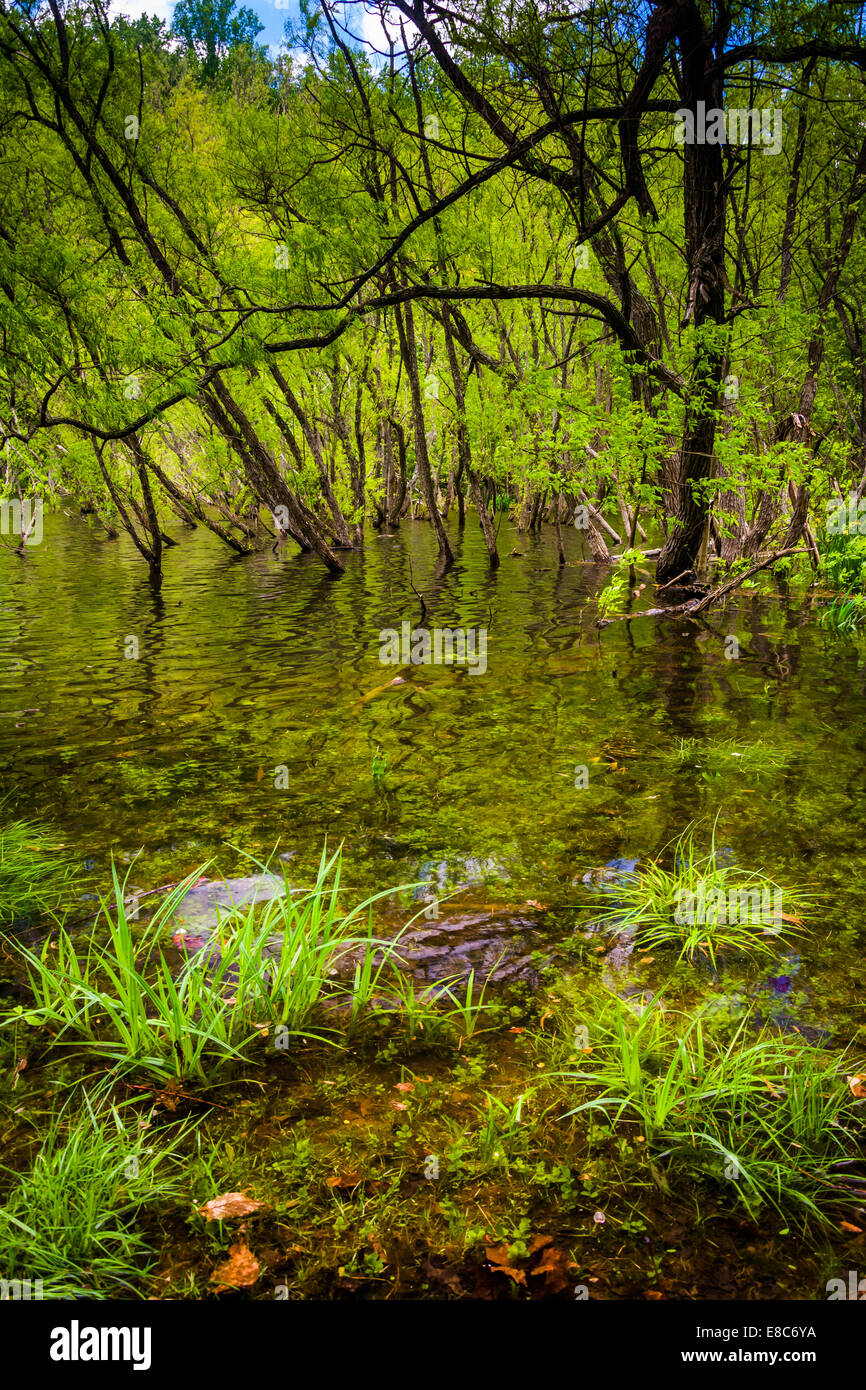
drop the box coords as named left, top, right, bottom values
left=578, top=856, right=639, bottom=891
left=412, top=854, right=511, bottom=901
left=170, top=872, right=287, bottom=935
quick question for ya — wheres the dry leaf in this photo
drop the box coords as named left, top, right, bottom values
left=326, top=1172, right=365, bottom=1190
left=531, top=1246, right=576, bottom=1294
left=198, top=1191, right=268, bottom=1222
left=210, top=1241, right=260, bottom=1289
left=485, top=1242, right=527, bottom=1285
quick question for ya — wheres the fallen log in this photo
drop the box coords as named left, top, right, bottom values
left=597, top=547, right=807, bottom=626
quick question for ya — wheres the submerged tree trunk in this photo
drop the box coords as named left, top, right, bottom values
left=393, top=299, right=454, bottom=567
left=655, top=5, right=727, bottom=584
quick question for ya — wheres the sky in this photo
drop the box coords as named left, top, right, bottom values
left=105, top=0, right=402, bottom=61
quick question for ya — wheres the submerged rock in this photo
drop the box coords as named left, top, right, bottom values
left=578, top=856, right=639, bottom=891
left=412, top=854, right=512, bottom=901
left=389, top=910, right=544, bottom=985
left=170, top=872, right=287, bottom=935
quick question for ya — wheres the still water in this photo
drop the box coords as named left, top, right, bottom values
left=1, top=512, right=865, bottom=1031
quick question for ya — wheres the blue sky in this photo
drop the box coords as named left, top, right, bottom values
left=247, top=0, right=302, bottom=54
left=107, top=1, right=391, bottom=60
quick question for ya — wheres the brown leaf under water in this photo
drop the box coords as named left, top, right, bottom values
left=198, top=1191, right=268, bottom=1222
left=485, top=1241, right=528, bottom=1285
left=486, top=1235, right=553, bottom=1282
left=325, top=1171, right=379, bottom=1191
left=531, top=1244, right=576, bottom=1295
left=210, top=1241, right=261, bottom=1290
left=483, top=1234, right=577, bottom=1298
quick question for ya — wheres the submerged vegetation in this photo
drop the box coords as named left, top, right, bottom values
left=594, top=825, right=803, bottom=966
left=0, top=824, right=864, bottom=1300
left=0, top=821, right=79, bottom=931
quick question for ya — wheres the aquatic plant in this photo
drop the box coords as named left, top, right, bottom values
left=675, top=736, right=788, bottom=779
left=371, top=746, right=390, bottom=794
left=2, top=846, right=405, bottom=1081
left=596, top=549, right=645, bottom=620
left=0, top=1085, right=190, bottom=1298
left=595, top=824, right=803, bottom=965
left=562, top=996, right=864, bottom=1227
left=820, top=529, right=866, bottom=591
left=819, top=590, right=866, bottom=634
left=0, top=819, right=79, bottom=930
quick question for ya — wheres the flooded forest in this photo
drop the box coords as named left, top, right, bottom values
left=2, top=0, right=866, bottom=1340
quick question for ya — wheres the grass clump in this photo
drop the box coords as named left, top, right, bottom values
left=821, top=527, right=866, bottom=590
left=0, top=1085, right=189, bottom=1298
left=820, top=590, right=866, bottom=634
left=2, top=845, right=405, bottom=1081
left=595, top=824, right=803, bottom=966
left=818, top=529, right=866, bottom=631
left=0, top=819, right=79, bottom=931
left=0, top=843, right=500, bottom=1081
left=562, top=996, right=865, bottom=1228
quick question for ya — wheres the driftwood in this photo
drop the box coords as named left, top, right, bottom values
left=597, top=547, right=806, bottom=626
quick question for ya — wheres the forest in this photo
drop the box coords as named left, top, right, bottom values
left=1, top=0, right=866, bottom=1327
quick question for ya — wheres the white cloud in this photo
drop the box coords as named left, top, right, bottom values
left=106, top=0, right=176, bottom=27
left=361, top=4, right=405, bottom=55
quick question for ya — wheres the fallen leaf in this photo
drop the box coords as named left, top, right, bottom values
left=198, top=1191, right=268, bottom=1222
left=530, top=1246, right=575, bottom=1295
left=528, top=1234, right=554, bottom=1253
left=326, top=1172, right=365, bottom=1190
left=210, top=1241, right=260, bottom=1289
left=485, top=1242, right=527, bottom=1285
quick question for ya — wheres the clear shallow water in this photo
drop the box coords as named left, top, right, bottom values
left=1, top=511, right=866, bottom=1033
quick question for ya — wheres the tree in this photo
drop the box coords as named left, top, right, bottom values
left=170, top=0, right=264, bottom=83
